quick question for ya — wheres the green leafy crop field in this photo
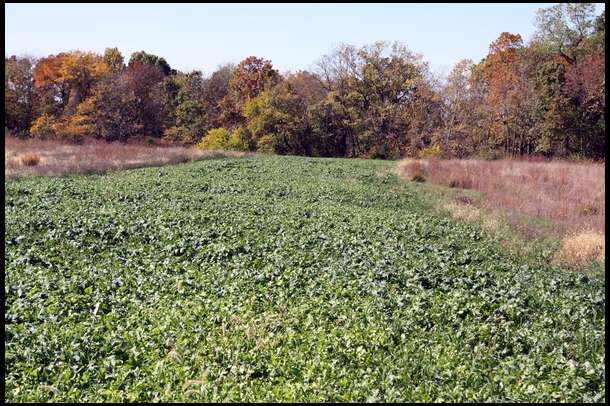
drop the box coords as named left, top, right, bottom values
left=4, top=155, right=605, bottom=402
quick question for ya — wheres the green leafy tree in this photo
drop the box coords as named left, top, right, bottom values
left=534, top=3, right=597, bottom=63
left=533, top=59, right=577, bottom=157
left=128, top=50, right=174, bottom=76
left=440, top=59, right=477, bottom=157
left=243, top=83, right=309, bottom=155
left=162, top=71, right=208, bottom=144
left=309, top=92, right=351, bottom=157
left=316, top=41, right=433, bottom=157
left=164, top=99, right=206, bottom=144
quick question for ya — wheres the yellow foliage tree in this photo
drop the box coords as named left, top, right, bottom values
left=33, top=51, right=109, bottom=114
left=197, top=128, right=231, bottom=150
left=29, top=113, right=59, bottom=139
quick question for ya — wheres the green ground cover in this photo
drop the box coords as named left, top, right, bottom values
left=4, top=155, right=605, bottom=402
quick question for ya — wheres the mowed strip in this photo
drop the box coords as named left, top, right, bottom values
left=4, top=155, right=605, bottom=402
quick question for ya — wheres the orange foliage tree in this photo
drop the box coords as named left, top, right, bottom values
left=32, top=51, right=108, bottom=116
left=481, top=32, right=525, bottom=155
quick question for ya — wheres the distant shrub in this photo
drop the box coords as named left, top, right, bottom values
left=476, top=147, right=504, bottom=160
left=256, top=134, right=276, bottom=154
left=197, top=127, right=252, bottom=151
left=412, top=173, right=426, bottom=182
left=20, top=153, right=41, bottom=166
left=522, top=155, right=548, bottom=163
left=197, top=128, right=231, bottom=150
left=54, top=114, right=89, bottom=144
left=417, top=144, right=441, bottom=159
left=30, top=112, right=88, bottom=143
left=163, top=126, right=191, bottom=144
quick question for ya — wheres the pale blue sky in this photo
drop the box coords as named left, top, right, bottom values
left=5, top=3, right=606, bottom=77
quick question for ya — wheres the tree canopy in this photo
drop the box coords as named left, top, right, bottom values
left=5, top=4, right=605, bottom=160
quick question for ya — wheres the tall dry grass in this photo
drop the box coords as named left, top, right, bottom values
left=5, top=136, right=249, bottom=179
left=399, top=157, right=605, bottom=235
left=398, top=157, right=605, bottom=268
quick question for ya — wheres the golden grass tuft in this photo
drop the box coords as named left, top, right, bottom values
left=442, top=202, right=481, bottom=223
left=20, top=153, right=41, bottom=166
left=553, top=230, right=605, bottom=267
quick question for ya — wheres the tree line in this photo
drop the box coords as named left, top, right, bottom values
left=5, top=4, right=605, bottom=159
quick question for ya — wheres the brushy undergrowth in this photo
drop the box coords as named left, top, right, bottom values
left=4, top=155, right=605, bottom=402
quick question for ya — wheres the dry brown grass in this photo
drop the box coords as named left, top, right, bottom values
left=5, top=136, right=250, bottom=179
left=553, top=230, right=605, bottom=268
left=19, top=153, right=41, bottom=166
left=398, top=157, right=605, bottom=237
left=408, top=161, right=427, bottom=182
left=399, top=157, right=605, bottom=272
left=441, top=201, right=501, bottom=233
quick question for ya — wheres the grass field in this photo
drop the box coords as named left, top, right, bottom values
left=4, top=155, right=605, bottom=402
